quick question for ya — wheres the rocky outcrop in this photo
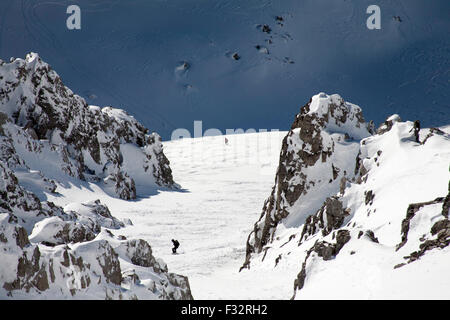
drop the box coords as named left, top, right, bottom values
left=239, top=101, right=449, bottom=298
left=0, top=53, right=177, bottom=200
left=298, top=196, right=350, bottom=243
left=0, top=208, right=193, bottom=299
left=29, top=216, right=97, bottom=246
left=376, top=114, right=401, bottom=135
left=27, top=198, right=126, bottom=247
left=0, top=161, right=192, bottom=299
left=0, top=162, right=192, bottom=299
left=0, top=54, right=192, bottom=298
left=396, top=190, right=450, bottom=265
left=422, top=127, right=447, bottom=145
left=292, top=229, right=351, bottom=298
left=94, top=240, right=123, bottom=285
left=293, top=119, right=449, bottom=297
left=242, top=93, right=371, bottom=269
left=397, top=197, right=446, bottom=251
left=0, top=161, right=41, bottom=214
left=64, top=199, right=125, bottom=231
left=0, top=160, right=65, bottom=233
left=118, top=239, right=167, bottom=272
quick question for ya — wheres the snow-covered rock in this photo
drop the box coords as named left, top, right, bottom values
left=0, top=160, right=192, bottom=299
left=242, top=93, right=372, bottom=268
left=0, top=53, right=193, bottom=300
left=0, top=53, right=177, bottom=200
left=64, top=199, right=125, bottom=231
left=27, top=199, right=124, bottom=247
left=0, top=160, right=63, bottom=233
left=28, top=216, right=96, bottom=246
left=0, top=209, right=193, bottom=299
left=240, top=97, right=450, bottom=298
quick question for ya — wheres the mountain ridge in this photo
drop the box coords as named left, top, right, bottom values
left=0, top=52, right=177, bottom=200
left=0, top=53, right=192, bottom=300
left=240, top=93, right=449, bottom=298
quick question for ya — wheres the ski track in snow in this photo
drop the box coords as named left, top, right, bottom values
left=47, top=131, right=288, bottom=299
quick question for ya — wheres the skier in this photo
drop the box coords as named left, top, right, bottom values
left=171, top=239, right=180, bottom=254
left=225, top=137, right=229, bottom=145
left=413, top=120, right=420, bottom=143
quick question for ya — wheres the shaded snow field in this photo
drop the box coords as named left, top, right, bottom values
left=47, top=131, right=291, bottom=299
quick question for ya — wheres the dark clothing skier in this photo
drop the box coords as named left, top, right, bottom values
left=172, top=239, right=180, bottom=254
left=413, top=120, right=420, bottom=143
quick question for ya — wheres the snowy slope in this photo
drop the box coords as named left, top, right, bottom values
left=289, top=120, right=450, bottom=299
left=243, top=93, right=373, bottom=269
left=44, top=131, right=286, bottom=299
left=0, top=53, right=177, bottom=199
left=1, top=0, right=449, bottom=138
left=0, top=52, right=448, bottom=299
left=0, top=54, right=193, bottom=300
left=0, top=121, right=329, bottom=299
left=240, top=94, right=450, bottom=299
left=40, top=114, right=449, bottom=299
left=1, top=90, right=448, bottom=299
left=0, top=170, right=193, bottom=299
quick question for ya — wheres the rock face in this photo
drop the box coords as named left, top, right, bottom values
left=0, top=156, right=64, bottom=233
left=292, top=229, right=351, bottom=298
left=27, top=199, right=126, bottom=246
left=240, top=94, right=450, bottom=299
left=0, top=153, right=192, bottom=299
left=0, top=209, right=193, bottom=299
left=242, top=93, right=372, bottom=269
left=0, top=53, right=177, bottom=200
left=376, top=114, right=401, bottom=135
left=396, top=193, right=450, bottom=265
left=298, top=196, right=350, bottom=243
left=0, top=53, right=192, bottom=300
